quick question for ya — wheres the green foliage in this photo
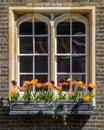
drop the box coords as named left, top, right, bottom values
left=88, top=91, right=94, bottom=100
left=68, top=90, right=83, bottom=101
left=22, top=90, right=33, bottom=101
left=33, top=89, right=54, bottom=101
left=57, top=90, right=66, bottom=100
left=10, top=92, right=19, bottom=101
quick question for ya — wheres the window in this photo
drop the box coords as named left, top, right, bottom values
left=18, top=19, right=48, bottom=86
left=9, top=7, right=95, bottom=94
left=56, top=19, right=86, bottom=85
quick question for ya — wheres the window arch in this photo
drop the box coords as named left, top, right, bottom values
left=17, top=13, right=50, bottom=26
left=54, top=13, right=89, bottom=25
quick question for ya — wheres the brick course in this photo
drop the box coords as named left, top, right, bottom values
left=0, top=0, right=104, bottom=129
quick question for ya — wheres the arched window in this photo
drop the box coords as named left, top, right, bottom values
left=18, top=19, right=49, bottom=86
left=55, top=18, right=87, bottom=86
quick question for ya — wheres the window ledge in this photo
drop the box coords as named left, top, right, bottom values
left=9, top=101, right=93, bottom=115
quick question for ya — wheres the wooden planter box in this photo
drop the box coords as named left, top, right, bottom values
left=9, top=101, right=93, bottom=115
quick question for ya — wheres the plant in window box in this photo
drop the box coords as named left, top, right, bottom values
left=9, top=78, right=96, bottom=125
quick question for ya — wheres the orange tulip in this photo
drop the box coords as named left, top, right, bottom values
left=36, top=83, right=42, bottom=88
left=82, top=95, right=89, bottom=101
left=55, top=85, right=62, bottom=91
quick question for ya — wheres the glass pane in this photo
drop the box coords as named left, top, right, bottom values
left=35, top=75, right=48, bottom=91
left=20, top=75, right=33, bottom=86
left=20, top=56, right=33, bottom=73
left=35, top=22, right=48, bottom=35
left=72, top=37, right=85, bottom=54
left=72, top=56, right=85, bottom=73
left=35, top=56, right=48, bottom=73
left=20, top=37, right=33, bottom=54
left=35, top=75, right=48, bottom=82
left=57, top=37, right=70, bottom=53
left=57, top=74, right=70, bottom=91
left=57, top=21, right=70, bottom=35
left=72, top=74, right=85, bottom=82
left=57, top=74, right=70, bottom=83
left=19, top=20, right=32, bottom=35
left=35, top=37, right=48, bottom=53
left=72, top=19, right=85, bottom=35
left=57, top=56, right=70, bottom=73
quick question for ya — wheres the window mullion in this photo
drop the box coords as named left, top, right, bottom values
left=50, top=16, right=55, bottom=81
left=32, top=18, right=35, bottom=92
left=32, top=18, right=35, bottom=79
left=70, top=18, right=72, bottom=78
left=85, top=24, right=88, bottom=84
left=18, top=25, right=20, bottom=85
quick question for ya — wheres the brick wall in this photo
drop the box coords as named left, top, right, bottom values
left=0, top=0, right=104, bottom=129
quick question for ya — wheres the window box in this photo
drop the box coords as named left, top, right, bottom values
left=9, top=101, right=93, bottom=115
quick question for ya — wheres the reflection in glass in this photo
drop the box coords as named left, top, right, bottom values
left=20, top=75, right=33, bottom=86
left=35, top=75, right=48, bottom=91
left=72, top=74, right=85, bottom=83
left=72, top=56, right=85, bottom=73
left=35, top=37, right=48, bottom=53
left=35, top=56, right=48, bottom=73
left=57, top=74, right=70, bottom=91
left=19, top=20, right=32, bottom=35
left=72, top=37, right=85, bottom=54
left=72, top=20, right=85, bottom=35
left=35, top=22, right=48, bottom=35
left=57, top=74, right=70, bottom=83
left=57, top=37, right=70, bottom=53
left=20, top=37, right=33, bottom=54
left=57, top=56, right=70, bottom=73
left=20, top=56, right=33, bottom=73
left=57, top=22, right=70, bottom=35
left=35, top=75, right=48, bottom=82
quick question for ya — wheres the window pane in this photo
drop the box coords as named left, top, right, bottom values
left=35, top=22, right=48, bottom=35
left=57, top=74, right=70, bottom=82
left=57, top=37, right=70, bottom=53
left=72, top=37, right=85, bottom=54
left=20, top=37, right=33, bottom=54
left=57, top=56, right=70, bottom=73
left=72, top=56, right=85, bottom=73
left=35, top=75, right=48, bottom=91
left=35, top=75, right=48, bottom=82
left=20, top=75, right=33, bottom=86
left=35, top=56, right=48, bottom=73
left=72, top=20, right=85, bottom=35
left=35, top=37, right=48, bottom=53
left=57, top=21, right=70, bottom=35
left=72, top=74, right=85, bottom=82
left=19, top=20, right=32, bottom=35
left=20, top=56, right=33, bottom=73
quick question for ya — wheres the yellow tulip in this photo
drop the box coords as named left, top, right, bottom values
left=77, top=81, right=83, bottom=86
left=10, top=89, right=16, bottom=95
left=89, top=83, right=96, bottom=89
